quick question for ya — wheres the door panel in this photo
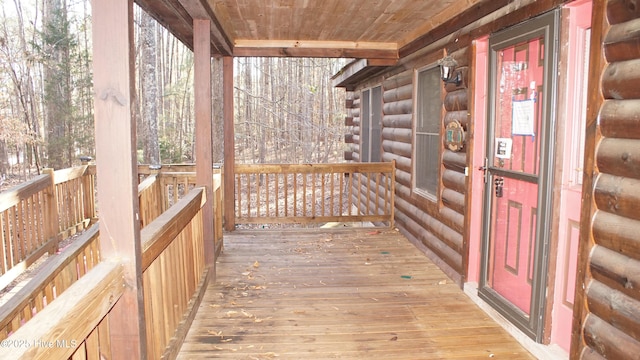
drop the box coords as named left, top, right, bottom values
left=480, top=11, right=558, bottom=341
left=488, top=177, right=538, bottom=314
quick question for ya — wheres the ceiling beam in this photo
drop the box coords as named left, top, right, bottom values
left=233, top=40, right=398, bottom=59
left=177, top=0, right=233, bottom=56
left=399, top=0, right=512, bottom=58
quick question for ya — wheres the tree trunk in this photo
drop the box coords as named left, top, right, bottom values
left=244, top=59, right=252, bottom=163
left=44, top=0, right=72, bottom=169
left=212, top=57, right=224, bottom=163
left=140, top=11, right=160, bottom=165
left=0, top=141, right=7, bottom=178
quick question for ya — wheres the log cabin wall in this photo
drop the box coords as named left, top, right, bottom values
left=383, top=48, right=469, bottom=284
left=571, top=0, right=640, bottom=358
left=343, top=0, right=571, bottom=285
left=347, top=49, right=469, bottom=283
left=344, top=91, right=359, bottom=161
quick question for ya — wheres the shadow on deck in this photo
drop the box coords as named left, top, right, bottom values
left=178, top=228, right=534, bottom=359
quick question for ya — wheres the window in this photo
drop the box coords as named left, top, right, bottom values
left=360, top=86, right=382, bottom=162
left=414, top=66, right=442, bottom=198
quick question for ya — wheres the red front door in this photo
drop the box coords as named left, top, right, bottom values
left=479, top=11, right=558, bottom=340
left=488, top=37, right=545, bottom=314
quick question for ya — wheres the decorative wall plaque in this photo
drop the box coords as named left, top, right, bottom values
left=444, top=120, right=466, bottom=152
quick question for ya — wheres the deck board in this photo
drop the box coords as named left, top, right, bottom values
left=177, top=228, right=535, bottom=359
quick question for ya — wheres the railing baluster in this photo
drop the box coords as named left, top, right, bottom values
left=246, top=174, right=251, bottom=218
left=321, top=173, right=325, bottom=217
left=264, top=174, right=270, bottom=217
left=0, top=213, right=7, bottom=274
left=357, top=173, right=362, bottom=215
left=25, top=196, right=33, bottom=254
left=274, top=173, right=279, bottom=217
left=237, top=174, right=241, bottom=219
left=284, top=173, right=289, bottom=217
left=339, top=173, right=344, bottom=216
left=348, top=172, right=353, bottom=216
left=256, top=173, right=261, bottom=218
left=293, top=173, right=298, bottom=217
left=10, top=207, right=18, bottom=267
left=375, top=172, right=380, bottom=216
left=311, top=172, right=315, bottom=218
left=34, top=193, right=41, bottom=248
left=330, top=172, right=335, bottom=216
left=366, top=172, right=372, bottom=216
left=302, top=173, right=307, bottom=217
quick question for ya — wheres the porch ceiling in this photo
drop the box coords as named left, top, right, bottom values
left=134, top=0, right=492, bottom=60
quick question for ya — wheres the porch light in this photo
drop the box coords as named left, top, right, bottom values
left=439, top=55, right=461, bottom=86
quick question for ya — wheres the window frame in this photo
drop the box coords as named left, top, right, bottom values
left=412, top=64, right=444, bottom=202
left=360, top=85, right=382, bottom=163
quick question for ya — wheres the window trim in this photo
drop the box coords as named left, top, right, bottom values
left=360, top=85, right=382, bottom=163
left=412, top=64, right=444, bottom=202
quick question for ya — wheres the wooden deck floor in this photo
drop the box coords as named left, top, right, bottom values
left=177, top=228, right=535, bottom=359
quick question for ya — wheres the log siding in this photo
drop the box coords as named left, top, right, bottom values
left=572, top=0, right=640, bottom=358
left=337, top=0, right=640, bottom=355
left=345, top=47, right=470, bottom=284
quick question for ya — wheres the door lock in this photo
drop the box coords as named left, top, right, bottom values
left=494, top=177, right=504, bottom=198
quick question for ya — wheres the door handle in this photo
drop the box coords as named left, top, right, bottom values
left=479, top=158, right=489, bottom=183
left=494, top=177, right=504, bottom=198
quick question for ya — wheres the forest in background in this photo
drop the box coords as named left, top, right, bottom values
left=0, top=0, right=348, bottom=187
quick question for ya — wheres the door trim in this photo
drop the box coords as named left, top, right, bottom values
left=478, top=9, right=560, bottom=342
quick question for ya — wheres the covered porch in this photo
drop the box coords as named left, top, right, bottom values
left=178, top=229, right=534, bottom=359
left=0, top=164, right=534, bottom=359
left=5, top=0, right=628, bottom=358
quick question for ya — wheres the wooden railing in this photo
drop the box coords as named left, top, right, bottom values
left=234, top=162, right=396, bottom=227
left=138, top=174, right=164, bottom=228
left=0, top=166, right=96, bottom=291
left=141, top=187, right=209, bottom=359
left=0, top=224, right=101, bottom=341
left=138, top=164, right=223, bottom=247
left=49, top=165, right=97, bottom=237
left=0, top=258, right=124, bottom=359
left=0, top=166, right=219, bottom=359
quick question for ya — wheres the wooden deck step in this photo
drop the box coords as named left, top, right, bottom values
left=177, top=228, right=535, bottom=359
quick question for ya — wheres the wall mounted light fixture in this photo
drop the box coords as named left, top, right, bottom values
left=438, top=55, right=461, bottom=86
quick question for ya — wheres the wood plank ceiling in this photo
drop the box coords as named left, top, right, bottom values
left=135, top=0, right=491, bottom=61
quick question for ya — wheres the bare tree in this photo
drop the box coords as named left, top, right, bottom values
left=43, top=0, right=72, bottom=169
left=212, top=57, right=224, bottom=163
left=233, top=57, right=347, bottom=165
left=140, top=11, right=159, bottom=165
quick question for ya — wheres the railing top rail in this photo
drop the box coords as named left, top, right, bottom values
left=0, top=174, right=50, bottom=212
left=235, top=162, right=395, bottom=174
left=52, top=165, right=94, bottom=185
left=137, top=163, right=222, bottom=175
left=0, top=224, right=100, bottom=330
left=0, top=260, right=125, bottom=360
left=138, top=173, right=159, bottom=194
left=157, top=172, right=198, bottom=177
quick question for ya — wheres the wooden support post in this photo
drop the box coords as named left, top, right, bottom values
left=194, top=19, right=215, bottom=270
left=223, top=56, right=235, bottom=231
left=91, top=0, right=146, bottom=358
